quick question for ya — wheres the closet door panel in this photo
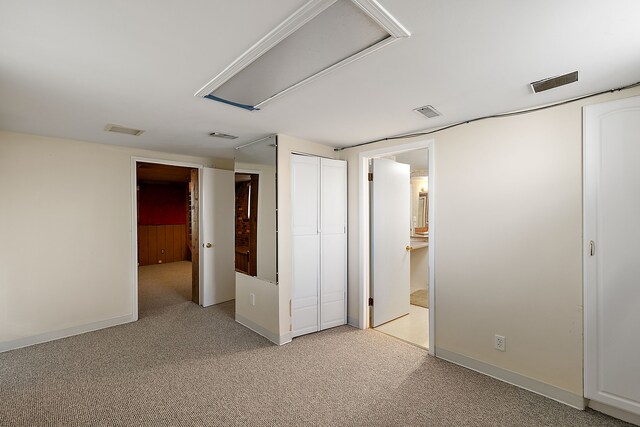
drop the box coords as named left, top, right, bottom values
left=320, top=158, right=347, bottom=330
left=320, top=159, right=346, bottom=234
left=292, top=234, right=320, bottom=337
left=292, top=155, right=319, bottom=235
left=321, top=232, right=346, bottom=329
left=291, top=155, right=320, bottom=337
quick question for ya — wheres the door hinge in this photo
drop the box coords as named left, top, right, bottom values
left=589, top=240, right=595, bottom=256
left=289, top=299, right=292, bottom=316
left=368, top=172, right=373, bottom=181
left=368, top=297, right=373, bottom=306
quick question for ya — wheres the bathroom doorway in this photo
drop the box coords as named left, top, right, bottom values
left=370, top=148, right=430, bottom=349
left=357, top=139, right=435, bottom=354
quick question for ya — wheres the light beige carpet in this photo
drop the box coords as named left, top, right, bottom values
left=138, top=260, right=193, bottom=318
left=0, top=262, right=632, bottom=427
left=411, top=289, right=429, bottom=308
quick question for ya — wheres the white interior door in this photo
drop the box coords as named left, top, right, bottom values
left=371, top=158, right=410, bottom=327
left=584, top=95, right=640, bottom=415
left=291, top=155, right=320, bottom=337
left=320, top=158, right=347, bottom=330
left=200, top=167, right=235, bottom=307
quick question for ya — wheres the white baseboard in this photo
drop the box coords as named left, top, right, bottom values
left=589, top=400, right=640, bottom=426
left=347, top=316, right=359, bottom=328
left=235, top=314, right=291, bottom=345
left=278, top=332, right=292, bottom=345
left=436, top=347, right=586, bottom=410
left=0, top=314, right=135, bottom=353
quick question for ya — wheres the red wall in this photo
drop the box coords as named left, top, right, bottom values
left=138, top=183, right=187, bottom=225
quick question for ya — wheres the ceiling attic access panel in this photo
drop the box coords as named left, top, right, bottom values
left=195, top=0, right=409, bottom=111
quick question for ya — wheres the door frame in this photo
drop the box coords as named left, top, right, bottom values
left=358, top=139, right=435, bottom=355
left=131, top=156, right=204, bottom=321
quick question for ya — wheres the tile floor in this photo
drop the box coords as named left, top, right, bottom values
left=374, top=304, right=429, bottom=349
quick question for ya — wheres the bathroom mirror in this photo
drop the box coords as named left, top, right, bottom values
left=410, top=175, right=428, bottom=236
left=417, top=192, right=428, bottom=228
left=234, top=135, right=277, bottom=283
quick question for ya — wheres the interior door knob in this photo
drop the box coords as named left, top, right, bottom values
left=406, top=245, right=413, bottom=251
left=205, top=243, right=213, bottom=248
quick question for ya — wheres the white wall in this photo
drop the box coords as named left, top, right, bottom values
left=235, top=273, right=280, bottom=343
left=0, top=131, right=223, bottom=352
left=339, top=86, right=640, bottom=400
left=433, top=105, right=583, bottom=395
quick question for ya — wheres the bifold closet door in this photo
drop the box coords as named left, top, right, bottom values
left=291, top=155, right=320, bottom=337
left=584, top=95, right=640, bottom=416
left=320, top=158, right=347, bottom=330
left=291, top=155, right=347, bottom=338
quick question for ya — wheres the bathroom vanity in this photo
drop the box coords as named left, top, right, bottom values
left=409, top=235, right=429, bottom=294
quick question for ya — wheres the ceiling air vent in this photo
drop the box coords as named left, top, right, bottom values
left=530, top=71, right=578, bottom=93
left=195, top=0, right=410, bottom=111
left=209, top=132, right=238, bottom=140
left=105, top=124, right=144, bottom=136
left=414, top=105, right=441, bottom=119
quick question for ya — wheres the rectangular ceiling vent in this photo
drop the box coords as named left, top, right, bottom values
left=105, top=124, right=144, bottom=136
left=414, top=105, right=441, bottom=119
left=195, top=0, right=410, bottom=111
left=209, top=132, right=238, bottom=140
left=530, top=71, right=579, bottom=93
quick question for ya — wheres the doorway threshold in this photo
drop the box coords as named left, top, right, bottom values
left=373, top=305, right=429, bottom=349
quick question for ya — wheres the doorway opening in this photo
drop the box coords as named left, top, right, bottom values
left=135, top=161, right=199, bottom=318
left=372, top=149, right=429, bottom=348
left=358, top=139, right=435, bottom=354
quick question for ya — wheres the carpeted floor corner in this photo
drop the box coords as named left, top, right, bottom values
left=0, top=262, right=633, bottom=426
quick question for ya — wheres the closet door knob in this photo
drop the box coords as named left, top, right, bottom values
left=205, top=243, right=213, bottom=248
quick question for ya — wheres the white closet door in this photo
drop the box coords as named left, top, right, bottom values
left=320, top=158, right=347, bottom=330
left=584, top=95, right=640, bottom=415
left=291, top=155, right=320, bottom=337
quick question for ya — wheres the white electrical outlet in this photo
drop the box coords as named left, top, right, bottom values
left=495, top=335, right=506, bottom=351
left=250, top=293, right=256, bottom=306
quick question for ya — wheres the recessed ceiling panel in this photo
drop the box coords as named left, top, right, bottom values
left=196, top=0, right=409, bottom=111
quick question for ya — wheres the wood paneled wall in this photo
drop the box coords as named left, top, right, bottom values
left=138, top=224, right=188, bottom=266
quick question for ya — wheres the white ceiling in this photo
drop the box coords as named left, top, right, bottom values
left=1, top=0, right=639, bottom=159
